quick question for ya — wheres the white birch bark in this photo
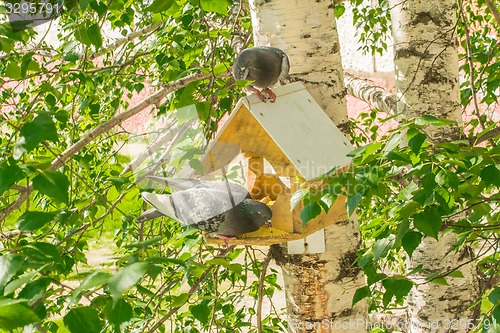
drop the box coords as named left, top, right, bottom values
left=388, top=0, right=479, bottom=331
left=248, top=1, right=367, bottom=332
left=249, top=0, right=348, bottom=127
left=389, top=0, right=462, bottom=141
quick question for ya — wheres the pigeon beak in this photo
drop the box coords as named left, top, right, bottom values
left=265, top=220, right=272, bottom=227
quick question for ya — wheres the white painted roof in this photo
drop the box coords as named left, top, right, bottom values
left=238, top=82, right=353, bottom=180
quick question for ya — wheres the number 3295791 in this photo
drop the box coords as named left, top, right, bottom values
left=5, top=2, right=61, bottom=16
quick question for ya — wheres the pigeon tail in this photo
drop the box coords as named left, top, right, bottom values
left=137, top=208, right=164, bottom=223
left=141, top=192, right=178, bottom=221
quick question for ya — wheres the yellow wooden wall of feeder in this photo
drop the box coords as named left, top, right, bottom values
left=200, top=82, right=354, bottom=252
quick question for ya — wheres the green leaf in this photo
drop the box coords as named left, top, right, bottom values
left=402, top=232, right=422, bottom=257
left=352, top=286, right=370, bottom=306
left=382, top=277, right=413, bottom=305
left=430, top=277, right=449, bottom=286
left=107, top=262, right=149, bottom=301
left=16, top=211, right=57, bottom=231
left=189, top=159, right=205, bottom=174
left=191, top=303, right=211, bottom=323
left=86, top=23, right=102, bottom=48
left=5, top=62, right=22, bottom=79
left=300, top=202, right=322, bottom=226
left=212, top=63, right=228, bottom=75
left=200, top=0, right=229, bottom=15
left=0, top=301, right=40, bottom=330
left=363, top=265, right=387, bottom=285
left=171, top=292, right=188, bottom=307
left=357, top=253, right=374, bottom=268
left=13, top=112, right=58, bottom=159
left=408, top=133, right=427, bottom=154
left=435, top=170, right=460, bottom=190
left=290, top=189, right=308, bottom=210
left=0, top=254, right=23, bottom=291
left=145, top=0, right=174, bottom=12
left=348, top=142, right=382, bottom=160
left=176, top=105, right=198, bottom=124
left=346, top=193, right=362, bottom=217
left=4, top=272, right=38, bottom=296
left=63, top=307, right=103, bottom=333
left=415, top=115, right=455, bottom=126
left=383, top=132, right=403, bottom=154
left=23, top=243, right=61, bottom=263
left=413, top=207, right=442, bottom=239
left=397, top=201, right=421, bottom=219
left=334, top=4, right=346, bottom=18
left=105, top=299, right=132, bottom=328
left=73, top=271, right=111, bottom=297
left=124, top=236, right=163, bottom=249
left=448, top=270, right=465, bottom=278
left=373, top=236, right=395, bottom=261
left=206, top=258, right=230, bottom=267
left=480, top=165, right=500, bottom=186
left=408, top=264, right=424, bottom=276
left=0, top=163, right=24, bottom=195
left=489, top=288, right=500, bottom=305
left=18, top=277, right=51, bottom=303
left=394, top=219, right=410, bottom=246
left=33, top=171, right=70, bottom=204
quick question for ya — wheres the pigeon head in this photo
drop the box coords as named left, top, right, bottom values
left=242, top=199, right=272, bottom=228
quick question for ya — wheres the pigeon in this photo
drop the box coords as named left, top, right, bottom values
left=139, top=177, right=272, bottom=245
left=233, top=46, right=290, bottom=103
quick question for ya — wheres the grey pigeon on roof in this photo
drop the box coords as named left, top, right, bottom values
left=139, top=177, right=272, bottom=244
left=233, top=46, right=290, bottom=103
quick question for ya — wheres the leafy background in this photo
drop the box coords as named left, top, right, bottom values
left=0, top=0, right=499, bottom=332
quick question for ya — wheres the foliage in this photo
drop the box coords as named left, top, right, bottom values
left=0, top=0, right=499, bottom=332
left=0, top=0, right=286, bottom=332
left=347, top=0, right=391, bottom=55
left=302, top=113, right=499, bottom=329
left=458, top=0, right=500, bottom=108
left=315, top=1, right=499, bottom=331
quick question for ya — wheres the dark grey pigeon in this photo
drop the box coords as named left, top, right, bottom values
left=233, top=46, right=289, bottom=103
left=140, top=177, right=272, bottom=244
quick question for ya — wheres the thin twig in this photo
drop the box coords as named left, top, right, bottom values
left=458, top=0, right=495, bottom=147
left=0, top=71, right=227, bottom=224
left=146, top=247, right=234, bottom=332
left=89, top=22, right=164, bottom=59
left=257, top=250, right=272, bottom=333
left=485, top=0, right=500, bottom=29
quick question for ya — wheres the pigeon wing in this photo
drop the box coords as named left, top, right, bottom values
left=171, top=186, right=247, bottom=226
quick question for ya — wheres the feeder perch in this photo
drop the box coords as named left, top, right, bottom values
left=200, top=82, right=354, bottom=251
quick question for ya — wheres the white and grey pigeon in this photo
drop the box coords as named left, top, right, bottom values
left=233, top=46, right=290, bottom=103
left=139, top=177, right=272, bottom=244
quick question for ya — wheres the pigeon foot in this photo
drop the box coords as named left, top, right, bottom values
left=246, top=86, right=269, bottom=103
left=217, top=234, right=236, bottom=247
left=262, top=88, right=277, bottom=103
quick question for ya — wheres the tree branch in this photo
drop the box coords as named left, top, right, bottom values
left=485, top=0, right=500, bottom=28
left=257, top=251, right=272, bottom=333
left=473, top=126, right=500, bottom=145
left=89, top=22, right=164, bottom=59
left=344, top=73, right=398, bottom=115
left=50, top=72, right=219, bottom=171
left=0, top=71, right=227, bottom=224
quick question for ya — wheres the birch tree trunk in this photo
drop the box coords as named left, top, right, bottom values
left=388, top=0, right=479, bottom=331
left=248, top=1, right=367, bottom=332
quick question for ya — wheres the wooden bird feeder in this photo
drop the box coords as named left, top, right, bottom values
left=200, top=82, right=353, bottom=252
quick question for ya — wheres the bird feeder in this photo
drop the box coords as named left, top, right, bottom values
left=200, top=82, right=353, bottom=252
